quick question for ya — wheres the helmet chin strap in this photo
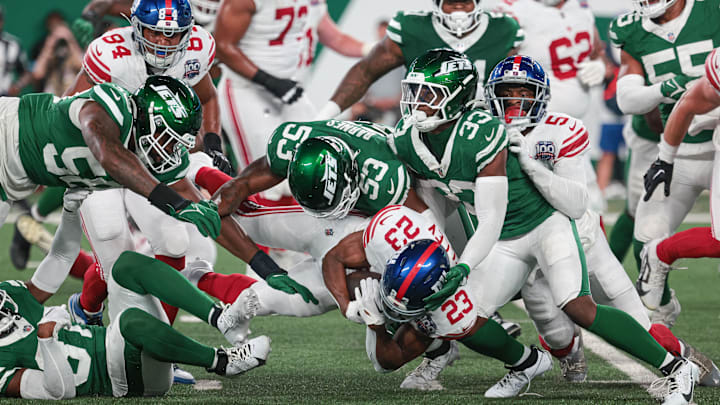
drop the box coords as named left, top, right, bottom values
left=447, top=11, right=472, bottom=36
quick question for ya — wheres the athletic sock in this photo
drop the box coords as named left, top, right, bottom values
left=197, top=272, right=258, bottom=304
left=113, top=252, right=216, bottom=323
left=538, top=333, right=576, bottom=358
left=119, top=308, right=215, bottom=367
left=459, top=318, right=525, bottom=365
left=155, top=255, right=186, bottom=324
left=648, top=323, right=682, bottom=355
left=609, top=211, right=634, bottom=262
left=656, top=226, right=720, bottom=264
left=587, top=305, right=667, bottom=368
left=35, top=187, right=66, bottom=218
left=79, top=262, right=107, bottom=313
left=69, top=251, right=94, bottom=279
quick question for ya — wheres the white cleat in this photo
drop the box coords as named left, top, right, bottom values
left=680, top=339, right=720, bottom=387
left=650, top=289, right=682, bottom=328
left=558, top=331, right=588, bottom=383
left=400, top=341, right=460, bottom=391
left=637, top=239, right=672, bottom=310
left=649, top=357, right=699, bottom=405
left=216, top=336, right=272, bottom=377
left=484, top=346, right=552, bottom=398
left=16, top=214, right=53, bottom=252
left=217, top=289, right=259, bottom=346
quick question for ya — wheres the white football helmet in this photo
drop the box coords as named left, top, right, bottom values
left=536, top=0, right=563, bottom=6
left=431, top=0, right=483, bottom=37
left=632, top=0, right=678, bottom=18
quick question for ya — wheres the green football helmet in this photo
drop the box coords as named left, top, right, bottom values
left=0, top=290, right=18, bottom=338
left=133, top=75, right=202, bottom=173
left=400, top=48, right=478, bottom=132
left=288, top=136, right=360, bottom=220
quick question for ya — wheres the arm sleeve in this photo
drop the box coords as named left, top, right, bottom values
left=521, top=157, right=588, bottom=219
left=458, top=176, right=508, bottom=270
left=20, top=339, right=76, bottom=399
left=30, top=209, right=82, bottom=294
left=616, top=74, right=671, bottom=114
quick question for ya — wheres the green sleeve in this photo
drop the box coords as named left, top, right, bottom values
left=89, top=83, right=135, bottom=146
left=0, top=367, right=22, bottom=396
left=608, top=12, right=638, bottom=49
left=386, top=11, right=406, bottom=47
left=460, top=111, right=508, bottom=173
left=497, top=13, right=524, bottom=50
left=266, top=122, right=314, bottom=178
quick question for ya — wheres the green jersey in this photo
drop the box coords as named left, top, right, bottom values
left=16, top=83, right=188, bottom=190
left=609, top=0, right=720, bottom=143
left=0, top=281, right=111, bottom=397
left=267, top=120, right=410, bottom=215
left=387, top=10, right=523, bottom=84
left=389, top=109, right=555, bottom=239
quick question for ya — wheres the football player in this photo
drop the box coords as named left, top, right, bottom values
left=636, top=44, right=720, bottom=312
left=390, top=49, right=698, bottom=403
left=0, top=188, right=269, bottom=399
left=610, top=0, right=720, bottom=325
left=485, top=54, right=719, bottom=386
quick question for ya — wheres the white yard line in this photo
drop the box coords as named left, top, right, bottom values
left=511, top=301, right=658, bottom=384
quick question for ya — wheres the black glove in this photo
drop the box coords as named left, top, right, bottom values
left=203, top=132, right=233, bottom=175
left=643, top=158, right=674, bottom=201
left=252, top=69, right=303, bottom=104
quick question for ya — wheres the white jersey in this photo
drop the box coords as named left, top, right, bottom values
left=363, top=205, right=475, bottom=340
left=228, top=0, right=310, bottom=81
left=494, top=0, right=597, bottom=117
left=297, top=0, right=326, bottom=80
left=83, top=26, right=215, bottom=92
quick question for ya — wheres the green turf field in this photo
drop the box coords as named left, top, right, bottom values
left=1, top=210, right=719, bottom=404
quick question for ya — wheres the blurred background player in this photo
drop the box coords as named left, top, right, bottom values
left=0, top=5, right=32, bottom=97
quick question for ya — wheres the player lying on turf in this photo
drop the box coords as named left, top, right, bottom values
left=0, top=189, right=269, bottom=399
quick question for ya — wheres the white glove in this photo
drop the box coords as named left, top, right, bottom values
left=40, top=305, right=72, bottom=338
left=314, top=101, right=342, bottom=120
left=344, top=300, right=364, bottom=324
left=508, top=130, right=535, bottom=170
left=63, top=189, right=92, bottom=213
left=353, top=278, right=385, bottom=326
left=577, top=59, right=606, bottom=87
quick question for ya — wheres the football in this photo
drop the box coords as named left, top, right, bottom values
left=346, top=270, right=381, bottom=300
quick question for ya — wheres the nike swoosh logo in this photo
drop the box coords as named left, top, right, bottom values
left=569, top=121, right=577, bottom=131
left=97, top=50, right=103, bottom=56
left=388, top=179, right=396, bottom=195
left=652, top=170, right=665, bottom=181
left=485, top=128, right=496, bottom=142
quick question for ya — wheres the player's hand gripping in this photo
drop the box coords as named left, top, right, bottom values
left=508, top=130, right=535, bottom=171
left=170, top=200, right=222, bottom=239
left=252, top=69, right=304, bottom=104
left=660, top=74, right=697, bottom=101
left=424, top=264, right=469, bottom=311
left=354, top=278, right=385, bottom=326
left=643, top=158, right=674, bottom=201
left=63, top=189, right=92, bottom=213
left=266, top=273, right=319, bottom=304
left=203, top=132, right=234, bottom=175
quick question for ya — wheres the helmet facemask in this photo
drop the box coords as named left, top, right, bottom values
left=632, top=0, right=678, bottom=18
left=380, top=288, right=425, bottom=323
left=485, top=72, right=550, bottom=130
left=132, top=20, right=192, bottom=69
left=401, top=72, right=475, bottom=132
left=432, top=0, right=483, bottom=37
left=135, top=102, right=196, bottom=173
left=0, top=291, right=19, bottom=339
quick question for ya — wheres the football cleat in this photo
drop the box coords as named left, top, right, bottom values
left=400, top=341, right=460, bottom=391
left=680, top=339, right=720, bottom=387
left=650, top=289, right=682, bottom=328
left=212, top=336, right=272, bottom=377
left=649, top=357, right=699, bottom=405
left=558, top=330, right=588, bottom=383
left=10, top=222, right=31, bottom=270
left=172, top=363, right=196, bottom=385
left=484, top=346, right=552, bottom=398
left=490, top=311, right=522, bottom=338
left=67, top=292, right=104, bottom=326
left=10, top=214, right=54, bottom=270
left=637, top=239, right=672, bottom=310
left=217, top=289, right=259, bottom=346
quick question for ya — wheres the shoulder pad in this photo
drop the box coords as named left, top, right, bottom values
left=90, top=83, right=133, bottom=128
left=608, top=12, right=641, bottom=48
left=83, top=28, right=136, bottom=84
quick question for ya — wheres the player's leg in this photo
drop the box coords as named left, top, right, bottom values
left=185, top=222, right=217, bottom=264
left=0, top=200, right=10, bottom=229
left=10, top=187, right=63, bottom=268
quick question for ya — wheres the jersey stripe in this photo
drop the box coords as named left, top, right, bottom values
left=705, top=49, right=720, bottom=92
left=83, top=50, right=111, bottom=83
left=386, top=30, right=402, bottom=44
left=208, top=37, right=216, bottom=65
left=475, top=125, right=508, bottom=173
left=224, top=79, right=253, bottom=166
left=395, top=242, right=441, bottom=300
left=93, top=86, right=125, bottom=126
left=387, top=166, right=409, bottom=206
left=363, top=205, right=402, bottom=247
left=559, top=129, right=589, bottom=158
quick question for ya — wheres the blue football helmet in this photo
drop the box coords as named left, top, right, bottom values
left=131, top=0, right=194, bottom=69
left=380, top=239, right=450, bottom=323
left=484, top=55, right=551, bottom=129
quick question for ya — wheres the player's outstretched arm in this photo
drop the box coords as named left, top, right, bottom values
left=367, top=323, right=433, bottom=372
left=322, top=231, right=368, bottom=318
left=317, top=37, right=404, bottom=119
left=214, top=157, right=284, bottom=217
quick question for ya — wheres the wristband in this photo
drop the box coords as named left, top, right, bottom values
left=658, top=137, right=679, bottom=164
left=248, top=250, right=287, bottom=280
left=251, top=69, right=273, bottom=86
left=457, top=263, right=471, bottom=277
left=148, top=183, right=190, bottom=214
left=203, top=132, right=223, bottom=154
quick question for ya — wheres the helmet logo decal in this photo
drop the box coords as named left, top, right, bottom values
left=321, top=154, right=338, bottom=203
left=150, top=84, right=188, bottom=119
left=438, top=57, right=472, bottom=76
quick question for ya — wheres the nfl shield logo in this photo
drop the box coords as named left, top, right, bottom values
left=24, top=325, right=32, bottom=332
left=325, top=228, right=334, bottom=236
left=184, top=59, right=201, bottom=79
left=668, top=32, right=676, bottom=41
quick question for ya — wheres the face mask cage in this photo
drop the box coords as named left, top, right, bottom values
left=300, top=160, right=360, bottom=220
left=632, top=0, right=677, bottom=18
left=0, top=291, right=19, bottom=338
left=401, top=79, right=453, bottom=131
left=485, top=76, right=549, bottom=129
left=380, top=290, right=425, bottom=323
left=432, top=0, right=483, bottom=37
left=137, top=109, right=196, bottom=173
left=132, top=16, right=192, bottom=69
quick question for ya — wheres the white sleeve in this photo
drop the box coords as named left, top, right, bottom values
left=616, top=74, right=672, bottom=115
left=521, top=157, right=588, bottom=219
left=30, top=209, right=82, bottom=294
left=20, top=339, right=76, bottom=399
left=365, top=327, right=393, bottom=373
left=458, top=176, right=508, bottom=270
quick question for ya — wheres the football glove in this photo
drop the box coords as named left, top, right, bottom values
left=40, top=305, right=72, bottom=339
left=577, top=59, right=606, bottom=87
left=170, top=200, right=222, bottom=239
left=252, top=69, right=304, bottom=104
left=643, top=158, right=674, bottom=201
left=354, top=278, right=385, bottom=326
left=508, top=130, right=534, bottom=170
left=660, top=75, right=696, bottom=101
left=70, top=17, right=95, bottom=49
left=63, top=189, right=92, bottom=213
left=424, top=264, right=470, bottom=311
left=203, top=132, right=233, bottom=175
left=344, top=300, right=364, bottom=324
left=266, top=273, right=319, bottom=304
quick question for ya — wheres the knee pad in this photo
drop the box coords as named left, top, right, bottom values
left=151, top=224, right=189, bottom=257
